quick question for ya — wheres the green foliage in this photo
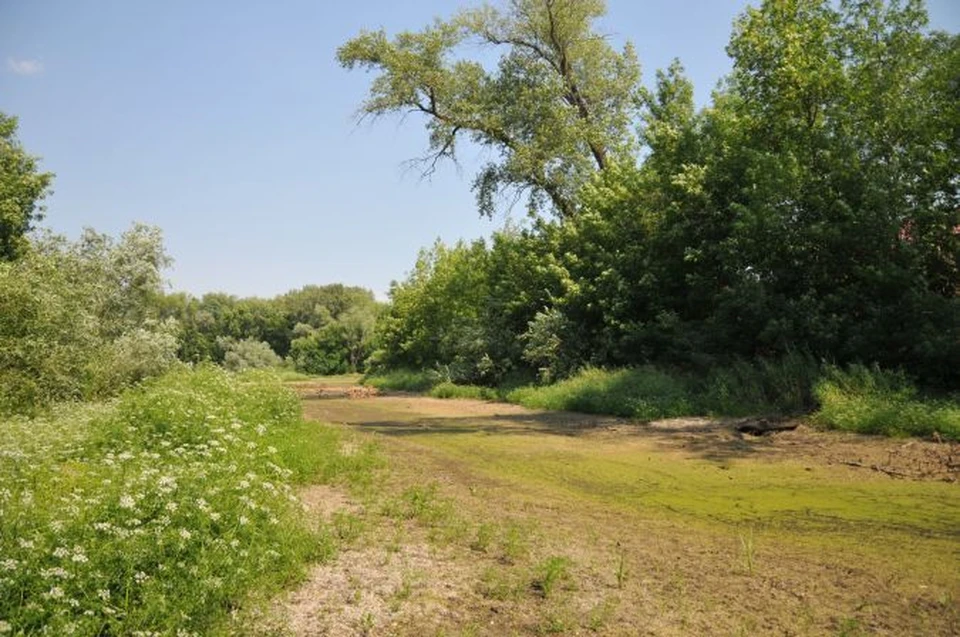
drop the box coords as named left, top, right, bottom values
left=428, top=381, right=499, bottom=401
left=814, top=365, right=960, bottom=440
left=359, top=0, right=958, bottom=398
left=508, top=367, right=693, bottom=420
left=363, top=368, right=441, bottom=392
left=374, top=239, right=491, bottom=380
left=288, top=323, right=351, bottom=375
left=372, top=229, right=560, bottom=385
left=0, top=112, right=54, bottom=262
left=219, top=337, right=282, bottom=372
left=697, top=352, right=822, bottom=416
left=532, top=556, right=574, bottom=599
left=505, top=356, right=820, bottom=420
left=0, top=225, right=176, bottom=415
left=161, top=284, right=380, bottom=375
left=338, top=0, right=640, bottom=218
left=87, top=319, right=181, bottom=397
left=0, top=367, right=376, bottom=635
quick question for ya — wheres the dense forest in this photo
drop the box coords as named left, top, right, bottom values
left=343, top=0, right=959, bottom=393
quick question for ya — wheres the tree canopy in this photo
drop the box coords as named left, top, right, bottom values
left=0, top=113, right=53, bottom=261
left=354, top=0, right=959, bottom=388
left=337, top=0, right=641, bottom=218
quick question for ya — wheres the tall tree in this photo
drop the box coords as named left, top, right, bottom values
left=0, top=113, right=54, bottom=261
left=338, top=0, right=641, bottom=218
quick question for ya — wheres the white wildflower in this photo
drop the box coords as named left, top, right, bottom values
left=47, top=585, right=64, bottom=599
left=97, top=589, right=110, bottom=601
left=1, top=559, right=17, bottom=571
left=179, top=528, right=192, bottom=540
left=119, top=495, right=136, bottom=509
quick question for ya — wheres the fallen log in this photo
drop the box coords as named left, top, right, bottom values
left=734, top=418, right=800, bottom=436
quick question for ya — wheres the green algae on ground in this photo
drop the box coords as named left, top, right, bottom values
left=400, top=430, right=960, bottom=584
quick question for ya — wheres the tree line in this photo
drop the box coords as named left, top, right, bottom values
left=1, top=111, right=380, bottom=413
left=344, top=0, right=958, bottom=390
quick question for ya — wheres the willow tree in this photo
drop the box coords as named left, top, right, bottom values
left=337, top=0, right=641, bottom=218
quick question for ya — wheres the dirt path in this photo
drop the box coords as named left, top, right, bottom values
left=270, top=389, right=960, bottom=636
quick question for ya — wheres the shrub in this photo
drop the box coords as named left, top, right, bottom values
left=814, top=365, right=960, bottom=440
left=88, top=319, right=181, bottom=396
left=288, top=325, right=350, bottom=375
left=219, top=336, right=282, bottom=372
left=507, top=367, right=693, bottom=420
left=699, top=352, right=822, bottom=416
left=363, top=368, right=441, bottom=392
left=429, top=381, right=499, bottom=400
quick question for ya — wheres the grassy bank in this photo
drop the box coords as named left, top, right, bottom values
left=0, top=366, right=378, bottom=635
left=365, top=360, right=959, bottom=440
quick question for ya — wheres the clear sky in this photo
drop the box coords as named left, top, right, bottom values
left=2, top=0, right=958, bottom=299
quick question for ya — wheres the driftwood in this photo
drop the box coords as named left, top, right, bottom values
left=734, top=418, right=800, bottom=436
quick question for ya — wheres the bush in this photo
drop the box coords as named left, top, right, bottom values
left=219, top=336, right=282, bottom=372
left=814, top=365, right=960, bottom=440
left=363, top=368, right=442, bottom=392
left=429, top=381, right=500, bottom=400
left=698, top=352, right=822, bottom=416
left=0, top=226, right=174, bottom=415
left=288, top=325, right=350, bottom=375
left=507, top=367, right=694, bottom=420
left=88, top=319, right=181, bottom=396
left=0, top=367, right=375, bottom=634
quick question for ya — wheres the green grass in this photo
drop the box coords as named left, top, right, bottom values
left=507, top=366, right=694, bottom=420
left=363, top=369, right=441, bottom=392
left=0, top=366, right=378, bottom=635
left=400, top=426, right=959, bottom=585
left=507, top=354, right=822, bottom=420
left=369, top=357, right=954, bottom=441
left=814, top=365, right=960, bottom=440
left=429, top=381, right=500, bottom=401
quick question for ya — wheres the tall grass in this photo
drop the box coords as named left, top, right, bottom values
left=507, top=355, right=820, bottom=420
left=507, top=367, right=693, bottom=420
left=428, top=381, right=500, bottom=401
left=369, top=357, right=954, bottom=441
left=0, top=366, right=377, bottom=635
left=363, top=368, right=441, bottom=392
left=814, top=365, right=960, bottom=440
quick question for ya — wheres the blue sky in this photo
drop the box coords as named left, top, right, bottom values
left=2, top=0, right=958, bottom=299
